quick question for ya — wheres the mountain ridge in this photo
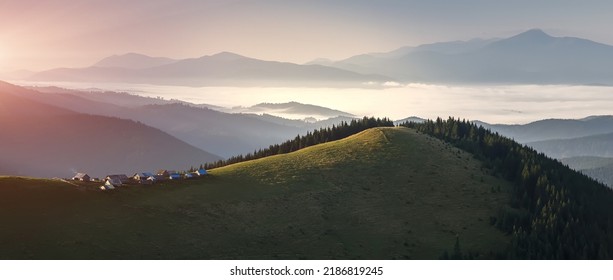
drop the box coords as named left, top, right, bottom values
left=10, top=85, right=358, bottom=157
left=0, top=81, right=221, bottom=178
left=309, top=29, right=613, bottom=85
left=28, top=52, right=394, bottom=88
left=527, top=132, right=613, bottom=159
left=478, top=115, right=613, bottom=143
left=93, top=53, right=177, bottom=69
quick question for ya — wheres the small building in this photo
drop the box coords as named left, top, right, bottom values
left=184, top=173, right=194, bottom=179
left=169, top=173, right=181, bottom=180
left=72, top=173, right=91, bottom=182
left=105, top=177, right=122, bottom=186
left=100, top=180, right=116, bottom=190
left=104, top=174, right=130, bottom=186
left=105, top=174, right=129, bottom=186
left=196, top=169, right=208, bottom=176
left=118, top=174, right=130, bottom=184
left=133, top=172, right=155, bottom=181
left=156, top=170, right=170, bottom=177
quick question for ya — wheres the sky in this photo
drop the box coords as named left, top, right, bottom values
left=2, top=0, right=613, bottom=72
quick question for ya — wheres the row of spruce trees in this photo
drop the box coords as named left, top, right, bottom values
left=198, top=117, right=394, bottom=170
left=400, top=117, right=613, bottom=259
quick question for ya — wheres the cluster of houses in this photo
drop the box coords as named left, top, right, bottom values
left=72, top=169, right=208, bottom=191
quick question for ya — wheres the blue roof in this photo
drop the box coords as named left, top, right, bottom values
left=169, top=174, right=181, bottom=179
left=142, top=172, right=154, bottom=177
left=197, top=169, right=208, bottom=174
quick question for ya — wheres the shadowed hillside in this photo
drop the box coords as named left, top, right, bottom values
left=0, top=81, right=221, bottom=177
left=14, top=86, right=358, bottom=157
left=3, top=123, right=612, bottom=259
left=401, top=118, right=613, bottom=259
left=0, top=127, right=512, bottom=259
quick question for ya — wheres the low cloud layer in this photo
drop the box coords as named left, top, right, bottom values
left=17, top=81, right=613, bottom=124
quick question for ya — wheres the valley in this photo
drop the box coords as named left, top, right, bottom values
left=2, top=26, right=613, bottom=262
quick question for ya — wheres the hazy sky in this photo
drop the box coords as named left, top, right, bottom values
left=2, top=0, right=613, bottom=71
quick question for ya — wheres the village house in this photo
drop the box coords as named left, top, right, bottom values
left=159, top=170, right=180, bottom=180
left=72, top=173, right=91, bottom=182
left=100, top=180, right=116, bottom=190
left=105, top=176, right=122, bottom=186
left=196, top=169, right=208, bottom=176
left=156, top=170, right=170, bottom=177
left=119, top=174, right=130, bottom=183
left=132, top=172, right=155, bottom=181
left=106, top=174, right=130, bottom=186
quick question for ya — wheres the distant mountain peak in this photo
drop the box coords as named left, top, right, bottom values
left=209, top=52, right=247, bottom=60
left=523, top=28, right=550, bottom=36
left=93, top=53, right=176, bottom=69
left=507, top=28, right=554, bottom=42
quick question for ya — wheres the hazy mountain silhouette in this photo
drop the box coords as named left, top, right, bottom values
left=475, top=115, right=613, bottom=187
left=137, top=52, right=393, bottom=87
left=0, top=69, right=35, bottom=80
left=24, top=29, right=613, bottom=85
left=527, top=133, right=613, bottom=159
left=479, top=116, right=613, bottom=143
left=561, top=156, right=613, bottom=188
left=28, top=86, right=224, bottom=110
left=29, top=52, right=393, bottom=87
left=228, top=101, right=355, bottom=119
left=310, top=38, right=499, bottom=76
left=394, top=116, right=426, bottom=125
left=11, top=86, right=357, bottom=158
left=311, top=29, right=613, bottom=84
left=0, top=81, right=220, bottom=178
left=93, top=53, right=177, bottom=69
left=27, top=67, right=139, bottom=83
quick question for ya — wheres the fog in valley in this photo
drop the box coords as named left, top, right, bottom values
left=17, top=81, right=613, bottom=124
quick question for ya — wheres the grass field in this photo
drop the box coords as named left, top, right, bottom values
left=0, top=127, right=513, bottom=259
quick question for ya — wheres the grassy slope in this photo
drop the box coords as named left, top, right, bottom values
left=0, top=127, right=512, bottom=259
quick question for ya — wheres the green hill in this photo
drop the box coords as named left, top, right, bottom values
left=0, top=127, right=513, bottom=259
left=401, top=118, right=613, bottom=259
